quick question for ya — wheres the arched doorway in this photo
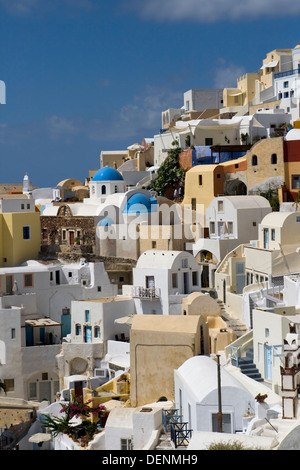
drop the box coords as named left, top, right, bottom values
left=226, top=179, right=247, bottom=195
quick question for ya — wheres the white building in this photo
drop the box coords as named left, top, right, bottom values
left=174, top=355, right=255, bottom=434
left=0, top=259, right=117, bottom=330
left=273, top=45, right=300, bottom=121
left=0, top=258, right=119, bottom=403
left=154, top=111, right=291, bottom=167
left=193, top=195, right=271, bottom=287
left=0, top=292, right=61, bottom=402
left=131, top=250, right=202, bottom=315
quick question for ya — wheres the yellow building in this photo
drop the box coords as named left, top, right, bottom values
left=182, top=164, right=224, bottom=213
left=259, top=49, right=292, bottom=90
left=223, top=73, right=258, bottom=109
left=0, top=197, right=40, bottom=266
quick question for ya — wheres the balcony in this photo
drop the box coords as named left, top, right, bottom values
left=132, top=286, right=160, bottom=300
left=274, top=68, right=300, bottom=79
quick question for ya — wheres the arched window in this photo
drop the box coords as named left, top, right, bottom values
left=271, top=153, right=277, bottom=164
left=101, top=185, right=106, bottom=195
left=252, top=155, right=258, bottom=166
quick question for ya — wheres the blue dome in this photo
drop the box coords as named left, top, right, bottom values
left=99, top=217, right=114, bottom=227
left=92, top=167, right=124, bottom=182
left=124, top=193, right=156, bottom=214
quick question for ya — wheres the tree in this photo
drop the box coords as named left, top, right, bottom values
left=149, top=141, right=186, bottom=196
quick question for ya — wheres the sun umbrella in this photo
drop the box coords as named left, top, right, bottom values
left=29, top=433, right=52, bottom=445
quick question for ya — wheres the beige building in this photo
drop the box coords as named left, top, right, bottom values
left=129, top=314, right=204, bottom=407
left=246, top=137, right=285, bottom=194
left=181, top=291, right=236, bottom=354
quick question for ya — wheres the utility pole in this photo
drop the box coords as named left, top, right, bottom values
left=216, top=354, right=223, bottom=433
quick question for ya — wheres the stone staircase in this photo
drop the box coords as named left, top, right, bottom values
left=217, top=299, right=248, bottom=338
left=155, top=429, right=174, bottom=450
left=238, top=348, right=264, bottom=382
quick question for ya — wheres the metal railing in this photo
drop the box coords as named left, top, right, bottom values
left=162, top=408, right=192, bottom=449
left=132, top=286, right=160, bottom=299
left=274, top=68, right=299, bottom=79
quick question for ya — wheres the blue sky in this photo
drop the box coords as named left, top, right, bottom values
left=1, top=0, right=300, bottom=188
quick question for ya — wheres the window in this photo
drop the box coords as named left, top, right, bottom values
left=85, top=310, right=90, bottom=323
left=265, top=328, right=270, bottom=337
left=172, top=273, right=178, bottom=288
left=271, top=153, right=277, bottom=165
left=271, top=229, right=275, bottom=241
left=62, top=229, right=66, bottom=241
left=42, top=372, right=48, bottom=381
left=191, top=198, right=196, bottom=211
left=23, top=226, right=30, bottom=240
left=217, top=200, right=224, bottom=212
left=68, top=272, right=72, bottom=278
left=192, top=271, right=198, bottom=286
left=94, top=326, right=100, bottom=338
left=252, top=155, right=257, bottom=166
left=121, top=439, right=133, bottom=451
left=152, top=241, right=157, bottom=249
left=284, top=81, right=289, bottom=88
left=278, top=92, right=282, bottom=99
left=4, top=379, right=14, bottom=392
left=101, top=185, right=106, bottom=195
left=21, top=204, right=24, bottom=210
left=182, top=258, right=188, bottom=268
left=75, top=324, right=81, bottom=335
left=198, top=175, right=203, bottom=186
left=284, top=91, right=289, bottom=98
left=114, top=185, right=118, bottom=193
left=27, top=204, right=30, bottom=209
left=227, top=222, right=233, bottom=234
left=292, top=175, right=300, bottom=189
left=205, top=138, right=213, bottom=146
left=11, top=328, right=16, bottom=339
left=24, top=273, right=33, bottom=287
left=97, top=286, right=101, bottom=292
left=210, top=221, right=215, bottom=234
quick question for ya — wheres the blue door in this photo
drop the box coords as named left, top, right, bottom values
left=85, top=326, right=92, bottom=343
left=26, top=327, right=33, bottom=346
left=265, top=345, right=272, bottom=380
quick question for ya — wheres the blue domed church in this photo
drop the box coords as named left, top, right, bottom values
left=89, top=167, right=126, bottom=199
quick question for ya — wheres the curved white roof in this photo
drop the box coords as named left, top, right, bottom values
left=215, top=195, right=271, bottom=209
left=261, top=210, right=298, bottom=227
left=285, top=128, right=300, bottom=141
left=176, top=356, right=248, bottom=403
left=136, top=250, right=190, bottom=269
